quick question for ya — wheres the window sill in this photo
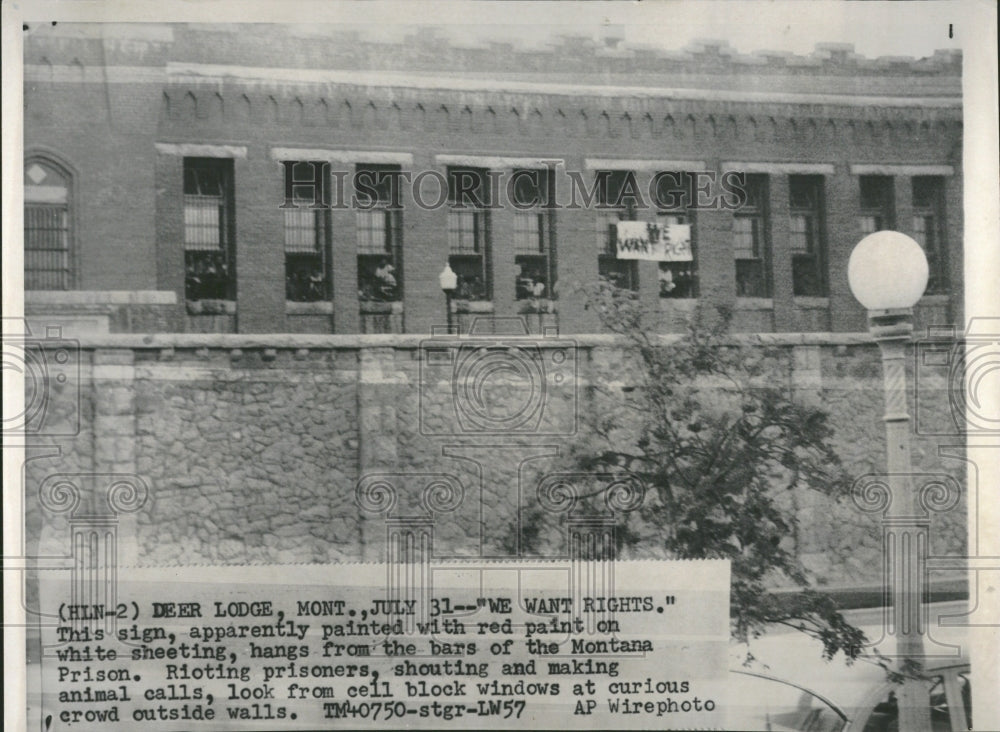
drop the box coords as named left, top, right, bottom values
left=453, top=300, right=494, bottom=314
left=658, top=297, right=698, bottom=308
left=735, top=297, right=774, bottom=311
left=360, top=300, right=403, bottom=315
left=516, top=299, right=557, bottom=314
left=794, top=297, right=830, bottom=309
left=186, top=299, right=236, bottom=315
left=27, top=290, right=178, bottom=306
left=919, top=294, right=951, bottom=305
left=287, top=301, right=333, bottom=315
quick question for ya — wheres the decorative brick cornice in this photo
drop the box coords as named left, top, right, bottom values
left=154, top=84, right=961, bottom=154
left=24, top=23, right=962, bottom=158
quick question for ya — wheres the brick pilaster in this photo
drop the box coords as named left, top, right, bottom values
left=235, top=153, right=286, bottom=332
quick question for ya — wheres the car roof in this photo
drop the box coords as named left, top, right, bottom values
left=728, top=600, right=970, bottom=710
left=731, top=668, right=850, bottom=721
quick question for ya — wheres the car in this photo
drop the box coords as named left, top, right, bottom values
left=728, top=661, right=971, bottom=732
left=726, top=601, right=971, bottom=731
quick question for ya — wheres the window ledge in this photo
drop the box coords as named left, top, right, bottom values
left=360, top=300, right=403, bottom=315
left=453, top=300, right=494, bottom=314
left=919, top=294, right=951, bottom=305
left=187, top=299, right=236, bottom=315
left=794, top=297, right=830, bottom=309
left=287, top=301, right=334, bottom=315
left=26, top=290, right=178, bottom=306
left=516, top=299, right=558, bottom=314
left=735, top=297, right=774, bottom=310
left=658, top=297, right=698, bottom=309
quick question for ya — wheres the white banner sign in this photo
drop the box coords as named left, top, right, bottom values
left=616, top=221, right=692, bottom=262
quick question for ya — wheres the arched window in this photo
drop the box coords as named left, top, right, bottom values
left=24, top=158, right=72, bottom=289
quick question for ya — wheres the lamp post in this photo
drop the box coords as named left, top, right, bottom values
left=848, top=231, right=931, bottom=732
left=438, top=263, right=457, bottom=334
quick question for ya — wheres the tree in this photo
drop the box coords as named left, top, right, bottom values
left=558, top=281, right=869, bottom=666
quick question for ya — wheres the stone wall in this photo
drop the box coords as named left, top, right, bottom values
left=22, top=332, right=966, bottom=591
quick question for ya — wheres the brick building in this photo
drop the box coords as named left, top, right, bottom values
left=16, top=23, right=972, bottom=599
left=22, top=23, right=963, bottom=336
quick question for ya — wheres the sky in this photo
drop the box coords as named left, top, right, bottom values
left=317, top=2, right=964, bottom=59
left=15, top=1, right=965, bottom=61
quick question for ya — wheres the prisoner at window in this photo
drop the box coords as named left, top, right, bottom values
left=184, top=157, right=235, bottom=301
left=511, top=167, right=556, bottom=301
left=356, top=163, right=403, bottom=302
left=653, top=171, right=698, bottom=299
left=447, top=166, right=492, bottom=301
left=282, top=161, right=332, bottom=302
left=596, top=170, right=640, bottom=291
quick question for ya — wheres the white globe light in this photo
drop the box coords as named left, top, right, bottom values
left=438, top=263, right=458, bottom=292
left=848, top=231, right=929, bottom=311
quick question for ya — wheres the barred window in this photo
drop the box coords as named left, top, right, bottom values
left=448, top=210, right=482, bottom=254
left=596, top=210, right=622, bottom=256
left=733, top=174, right=771, bottom=297
left=789, top=215, right=810, bottom=253
left=912, top=176, right=947, bottom=295
left=357, top=209, right=388, bottom=254
left=789, top=175, right=827, bottom=297
left=513, top=211, right=545, bottom=255
left=447, top=167, right=491, bottom=300
left=184, top=158, right=234, bottom=301
left=733, top=218, right=758, bottom=259
left=859, top=175, right=895, bottom=237
left=283, top=161, right=331, bottom=303
left=596, top=170, right=639, bottom=291
left=24, top=159, right=71, bottom=290
left=356, top=164, right=403, bottom=302
left=512, top=169, right=555, bottom=300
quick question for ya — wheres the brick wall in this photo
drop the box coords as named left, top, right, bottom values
left=22, top=25, right=963, bottom=336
